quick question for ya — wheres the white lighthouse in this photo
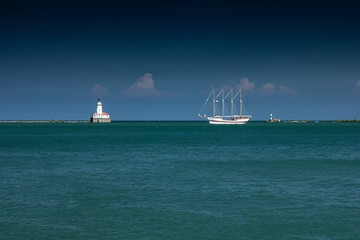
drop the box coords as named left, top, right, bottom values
left=91, top=99, right=111, bottom=123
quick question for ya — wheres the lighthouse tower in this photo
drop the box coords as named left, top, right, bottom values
left=90, top=99, right=111, bottom=123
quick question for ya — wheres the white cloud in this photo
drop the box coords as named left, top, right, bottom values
left=90, top=83, right=107, bottom=96
left=279, top=85, right=298, bottom=95
left=222, top=78, right=297, bottom=96
left=121, top=73, right=167, bottom=97
left=236, top=78, right=255, bottom=91
left=353, top=80, right=360, bottom=93
left=221, top=78, right=255, bottom=93
left=258, top=82, right=276, bottom=95
left=258, top=82, right=298, bottom=95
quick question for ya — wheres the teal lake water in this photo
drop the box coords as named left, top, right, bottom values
left=1, top=121, right=359, bottom=239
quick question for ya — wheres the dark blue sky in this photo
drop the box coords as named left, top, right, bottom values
left=1, top=0, right=359, bottom=120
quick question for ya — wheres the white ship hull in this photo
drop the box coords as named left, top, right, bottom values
left=207, top=117, right=250, bottom=125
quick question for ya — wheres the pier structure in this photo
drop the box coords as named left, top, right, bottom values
left=267, top=113, right=281, bottom=123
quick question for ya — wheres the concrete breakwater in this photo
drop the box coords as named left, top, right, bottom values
left=0, top=120, right=89, bottom=123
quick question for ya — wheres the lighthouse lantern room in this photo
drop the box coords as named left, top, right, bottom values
left=91, top=99, right=111, bottom=123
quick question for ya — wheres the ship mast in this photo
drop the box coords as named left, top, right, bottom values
left=231, top=89, right=234, bottom=116
left=212, top=89, right=215, bottom=117
left=222, top=89, right=225, bottom=117
left=239, top=89, right=243, bottom=117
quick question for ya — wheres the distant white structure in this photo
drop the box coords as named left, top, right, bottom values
left=91, top=99, right=111, bottom=123
left=267, top=113, right=280, bottom=123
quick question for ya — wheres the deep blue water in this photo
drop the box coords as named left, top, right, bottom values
left=1, top=121, right=359, bottom=239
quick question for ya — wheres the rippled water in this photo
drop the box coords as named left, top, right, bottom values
left=1, top=121, right=359, bottom=239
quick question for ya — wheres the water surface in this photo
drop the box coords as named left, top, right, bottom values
left=1, top=121, right=359, bottom=239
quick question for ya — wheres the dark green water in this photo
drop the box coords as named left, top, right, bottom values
left=1, top=121, right=359, bottom=239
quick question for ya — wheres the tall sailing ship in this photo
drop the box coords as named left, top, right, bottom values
left=198, top=89, right=251, bottom=124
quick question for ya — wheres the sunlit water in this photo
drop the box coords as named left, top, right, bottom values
left=1, top=121, right=359, bottom=239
